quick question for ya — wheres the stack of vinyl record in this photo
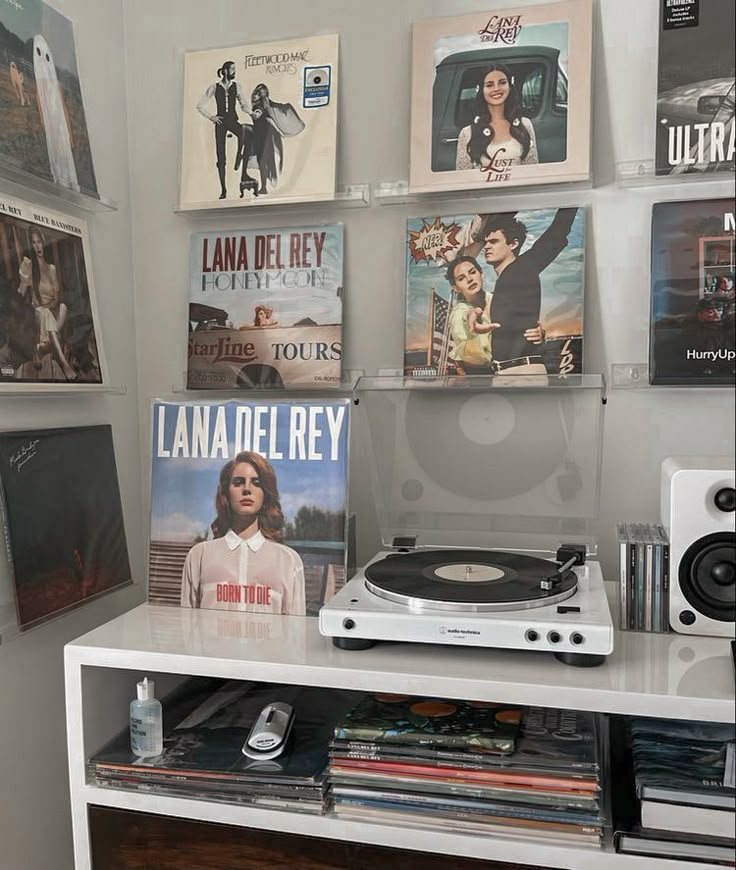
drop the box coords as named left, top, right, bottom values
left=613, top=717, right=736, bottom=865
left=329, top=695, right=605, bottom=846
left=616, top=522, right=670, bottom=632
left=88, top=678, right=359, bottom=814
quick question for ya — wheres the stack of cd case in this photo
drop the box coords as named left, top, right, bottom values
left=616, top=524, right=670, bottom=633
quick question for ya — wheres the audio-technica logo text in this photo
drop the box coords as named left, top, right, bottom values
left=440, top=627, right=481, bottom=636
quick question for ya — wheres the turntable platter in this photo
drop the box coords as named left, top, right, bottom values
left=364, top=549, right=578, bottom=612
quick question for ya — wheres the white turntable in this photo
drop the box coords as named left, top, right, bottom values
left=319, top=375, right=614, bottom=667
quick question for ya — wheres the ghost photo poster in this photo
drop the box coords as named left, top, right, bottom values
left=0, top=0, right=98, bottom=196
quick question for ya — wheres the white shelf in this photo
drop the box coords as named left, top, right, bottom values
left=80, top=785, right=718, bottom=870
left=65, top=595, right=734, bottom=723
left=174, top=183, right=370, bottom=217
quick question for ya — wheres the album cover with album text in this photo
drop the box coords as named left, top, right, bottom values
left=187, top=224, right=343, bottom=389
left=409, top=0, right=592, bottom=193
left=405, top=207, right=585, bottom=377
left=149, top=399, right=349, bottom=616
left=0, top=425, right=131, bottom=630
left=179, top=35, right=338, bottom=210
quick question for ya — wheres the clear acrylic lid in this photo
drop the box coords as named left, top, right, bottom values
left=354, top=375, right=605, bottom=557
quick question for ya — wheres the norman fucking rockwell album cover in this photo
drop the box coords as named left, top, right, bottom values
left=404, top=207, right=585, bottom=378
left=409, top=0, right=592, bottom=194
left=0, top=193, right=107, bottom=386
left=187, top=224, right=343, bottom=390
left=148, top=400, right=349, bottom=617
left=0, top=0, right=98, bottom=196
left=655, top=0, right=735, bottom=177
left=179, top=35, right=338, bottom=210
left=0, top=425, right=131, bottom=630
left=650, top=199, right=735, bottom=385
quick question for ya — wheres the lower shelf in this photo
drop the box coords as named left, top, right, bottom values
left=81, top=785, right=723, bottom=870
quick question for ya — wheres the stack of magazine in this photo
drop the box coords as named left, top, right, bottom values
left=329, top=696, right=605, bottom=846
left=616, top=523, right=670, bottom=632
left=88, top=678, right=359, bottom=814
left=613, top=717, right=736, bottom=866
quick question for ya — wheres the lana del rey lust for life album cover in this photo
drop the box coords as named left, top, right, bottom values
left=0, top=193, right=107, bottom=386
left=187, top=224, right=343, bottom=390
left=0, top=425, right=132, bottom=631
left=0, top=0, right=98, bottom=196
left=148, top=399, right=349, bottom=617
left=179, top=34, right=338, bottom=210
left=650, top=199, right=735, bottom=386
left=405, top=207, right=585, bottom=377
left=409, top=0, right=592, bottom=194
left=655, top=0, right=735, bottom=177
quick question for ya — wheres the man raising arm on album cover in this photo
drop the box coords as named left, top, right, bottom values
left=473, top=208, right=578, bottom=374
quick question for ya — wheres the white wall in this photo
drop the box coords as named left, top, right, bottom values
left=0, top=1, right=733, bottom=867
left=0, top=2, right=145, bottom=869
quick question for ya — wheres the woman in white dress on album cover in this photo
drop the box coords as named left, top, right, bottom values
left=181, top=451, right=307, bottom=615
left=456, top=64, right=538, bottom=171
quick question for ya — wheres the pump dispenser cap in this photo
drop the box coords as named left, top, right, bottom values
left=137, top=677, right=155, bottom=701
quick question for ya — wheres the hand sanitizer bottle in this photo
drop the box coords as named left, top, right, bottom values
left=130, top=677, right=163, bottom=757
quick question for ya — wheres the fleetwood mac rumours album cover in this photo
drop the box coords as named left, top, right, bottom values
left=148, top=399, right=349, bottom=616
left=187, top=224, right=343, bottom=390
left=0, top=425, right=131, bottom=630
left=179, top=34, right=338, bottom=210
left=409, top=0, right=592, bottom=193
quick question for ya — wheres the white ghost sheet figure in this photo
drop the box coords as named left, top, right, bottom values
left=33, top=34, right=80, bottom=191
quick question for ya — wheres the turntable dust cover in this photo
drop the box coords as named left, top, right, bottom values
left=409, top=0, right=592, bottom=194
left=179, top=34, right=338, bottom=210
left=0, top=193, right=107, bottom=386
left=649, top=199, right=735, bottom=385
left=0, top=0, right=98, bottom=196
left=655, top=0, right=735, bottom=177
left=0, top=425, right=131, bottom=630
left=149, top=399, right=349, bottom=616
left=404, top=207, right=585, bottom=377
left=187, top=224, right=343, bottom=389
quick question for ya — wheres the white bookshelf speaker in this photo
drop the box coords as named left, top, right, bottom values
left=661, top=457, right=735, bottom=638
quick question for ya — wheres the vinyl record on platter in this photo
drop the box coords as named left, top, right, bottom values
left=365, top=549, right=577, bottom=612
left=404, top=390, right=572, bottom=500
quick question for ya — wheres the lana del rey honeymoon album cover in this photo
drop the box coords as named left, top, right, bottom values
left=179, top=34, right=338, bottom=210
left=148, top=399, right=349, bottom=617
left=187, top=224, right=343, bottom=390
left=655, top=0, right=735, bottom=177
left=409, top=0, right=592, bottom=194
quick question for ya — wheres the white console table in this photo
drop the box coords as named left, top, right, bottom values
left=65, top=599, right=735, bottom=870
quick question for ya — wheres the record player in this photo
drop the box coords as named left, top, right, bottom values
left=319, top=375, right=614, bottom=667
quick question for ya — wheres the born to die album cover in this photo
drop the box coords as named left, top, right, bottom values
left=179, top=34, right=338, bottom=210
left=409, top=0, right=592, bottom=193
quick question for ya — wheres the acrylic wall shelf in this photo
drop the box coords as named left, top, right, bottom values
left=374, top=178, right=594, bottom=208
left=0, top=383, right=127, bottom=397
left=615, top=159, right=736, bottom=190
left=0, top=160, right=117, bottom=214
left=611, top=363, right=734, bottom=391
left=174, top=183, right=370, bottom=217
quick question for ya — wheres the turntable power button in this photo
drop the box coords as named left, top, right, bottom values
left=343, top=618, right=356, bottom=630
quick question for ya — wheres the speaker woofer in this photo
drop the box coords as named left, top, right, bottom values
left=679, top=532, right=736, bottom=622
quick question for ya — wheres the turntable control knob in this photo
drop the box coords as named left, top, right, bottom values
left=342, top=618, right=356, bottom=631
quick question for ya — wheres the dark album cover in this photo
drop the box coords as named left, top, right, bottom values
left=0, top=194, right=106, bottom=385
left=655, top=0, right=735, bottom=177
left=149, top=399, right=349, bottom=616
left=187, top=224, right=343, bottom=390
left=409, top=0, right=592, bottom=193
left=650, top=199, right=735, bottom=385
left=334, top=694, right=523, bottom=753
left=0, top=0, right=98, bottom=195
left=405, top=207, right=585, bottom=377
left=0, top=425, right=131, bottom=630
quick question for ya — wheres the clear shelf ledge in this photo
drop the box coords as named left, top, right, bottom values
left=170, top=369, right=365, bottom=396
left=0, top=383, right=127, bottom=397
left=0, top=160, right=117, bottom=214
left=611, top=363, right=734, bottom=390
left=374, top=178, right=593, bottom=207
left=615, top=159, right=736, bottom=190
left=174, top=184, right=370, bottom=216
